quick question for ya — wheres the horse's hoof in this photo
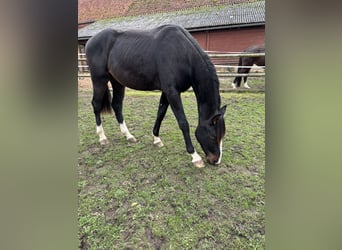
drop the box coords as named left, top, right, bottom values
left=99, top=139, right=108, bottom=145
left=153, top=136, right=164, bottom=147
left=127, top=136, right=137, bottom=143
left=153, top=137, right=164, bottom=147
left=243, top=84, right=251, bottom=89
left=193, top=160, right=205, bottom=168
left=154, top=141, right=164, bottom=147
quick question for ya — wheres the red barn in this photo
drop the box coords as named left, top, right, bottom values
left=78, top=0, right=264, bottom=72
left=78, top=0, right=264, bottom=50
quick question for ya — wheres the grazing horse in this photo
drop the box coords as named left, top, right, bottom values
left=232, top=44, right=265, bottom=89
left=85, top=24, right=226, bottom=168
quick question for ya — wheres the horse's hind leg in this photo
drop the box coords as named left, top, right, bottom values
left=243, top=76, right=250, bottom=89
left=109, top=78, right=137, bottom=143
left=236, top=68, right=249, bottom=88
left=232, top=77, right=240, bottom=89
left=152, top=92, right=169, bottom=147
left=91, top=76, right=111, bottom=145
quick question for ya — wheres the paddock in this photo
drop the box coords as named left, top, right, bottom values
left=78, top=79, right=265, bottom=249
left=78, top=51, right=265, bottom=92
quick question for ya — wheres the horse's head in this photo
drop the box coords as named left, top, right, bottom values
left=195, top=106, right=226, bottom=165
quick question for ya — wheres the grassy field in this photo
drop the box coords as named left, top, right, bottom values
left=78, top=82, right=265, bottom=249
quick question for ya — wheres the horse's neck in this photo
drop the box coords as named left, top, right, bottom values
left=192, top=64, right=220, bottom=122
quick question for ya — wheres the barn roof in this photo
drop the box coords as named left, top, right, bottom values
left=78, top=0, right=253, bottom=24
left=78, top=1, right=264, bottom=40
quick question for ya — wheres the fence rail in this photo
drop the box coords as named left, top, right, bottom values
left=78, top=51, right=265, bottom=78
left=217, top=72, right=265, bottom=77
left=209, top=52, right=265, bottom=58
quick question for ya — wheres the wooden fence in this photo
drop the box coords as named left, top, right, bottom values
left=78, top=51, right=265, bottom=78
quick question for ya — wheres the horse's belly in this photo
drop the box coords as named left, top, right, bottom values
left=110, top=69, right=160, bottom=91
left=122, top=80, right=159, bottom=91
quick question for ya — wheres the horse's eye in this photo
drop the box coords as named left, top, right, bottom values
left=208, top=134, right=216, bottom=141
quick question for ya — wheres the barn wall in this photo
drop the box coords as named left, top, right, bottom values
left=191, top=31, right=208, bottom=49
left=191, top=26, right=265, bottom=52
left=78, top=26, right=265, bottom=72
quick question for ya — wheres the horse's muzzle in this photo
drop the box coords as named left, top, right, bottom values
left=206, top=153, right=220, bottom=165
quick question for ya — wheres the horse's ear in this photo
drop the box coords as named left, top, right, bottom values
left=211, top=114, right=221, bottom=125
left=211, top=106, right=227, bottom=125
left=220, top=105, right=227, bottom=115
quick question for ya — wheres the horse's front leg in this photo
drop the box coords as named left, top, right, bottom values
left=152, top=92, right=169, bottom=147
left=166, top=92, right=205, bottom=168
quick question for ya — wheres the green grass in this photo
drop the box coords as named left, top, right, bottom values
left=78, top=88, right=265, bottom=249
left=220, top=77, right=265, bottom=92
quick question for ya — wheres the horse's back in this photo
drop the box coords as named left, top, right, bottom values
left=110, top=25, right=191, bottom=60
left=241, top=44, right=265, bottom=66
left=106, top=25, right=198, bottom=90
left=243, top=44, right=265, bottom=53
left=85, top=24, right=209, bottom=91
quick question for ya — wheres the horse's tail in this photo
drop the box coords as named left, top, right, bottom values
left=233, top=56, right=243, bottom=87
left=101, top=85, right=112, bottom=114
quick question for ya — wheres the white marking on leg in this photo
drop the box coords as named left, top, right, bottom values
left=119, top=121, right=137, bottom=142
left=153, top=135, right=164, bottom=147
left=96, top=125, right=108, bottom=144
left=191, top=151, right=202, bottom=162
left=231, top=82, right=237, bottom=89
left=243, top=81, right=250, bottom=89
left=191, top=151, right=205, bottom=168
left=216, top=140, right=223, bottom=165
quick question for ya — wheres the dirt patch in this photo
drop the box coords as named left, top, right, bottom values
left=78, top=77, right=92, bottom=90
left=83, top=184, right=108, bottom=195
left=104, top=207, right=118, bottom=223
left=145, top=227, right=166, bottom=250
left=79, top=233, right=90, bottom=250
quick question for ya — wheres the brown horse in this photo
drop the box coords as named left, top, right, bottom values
left=232, top=44, right=265, bottom=89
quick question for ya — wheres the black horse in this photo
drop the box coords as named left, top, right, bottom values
left=232, top=44, right=265, bottom=89
left=85, top=24, right=226, bottom=167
